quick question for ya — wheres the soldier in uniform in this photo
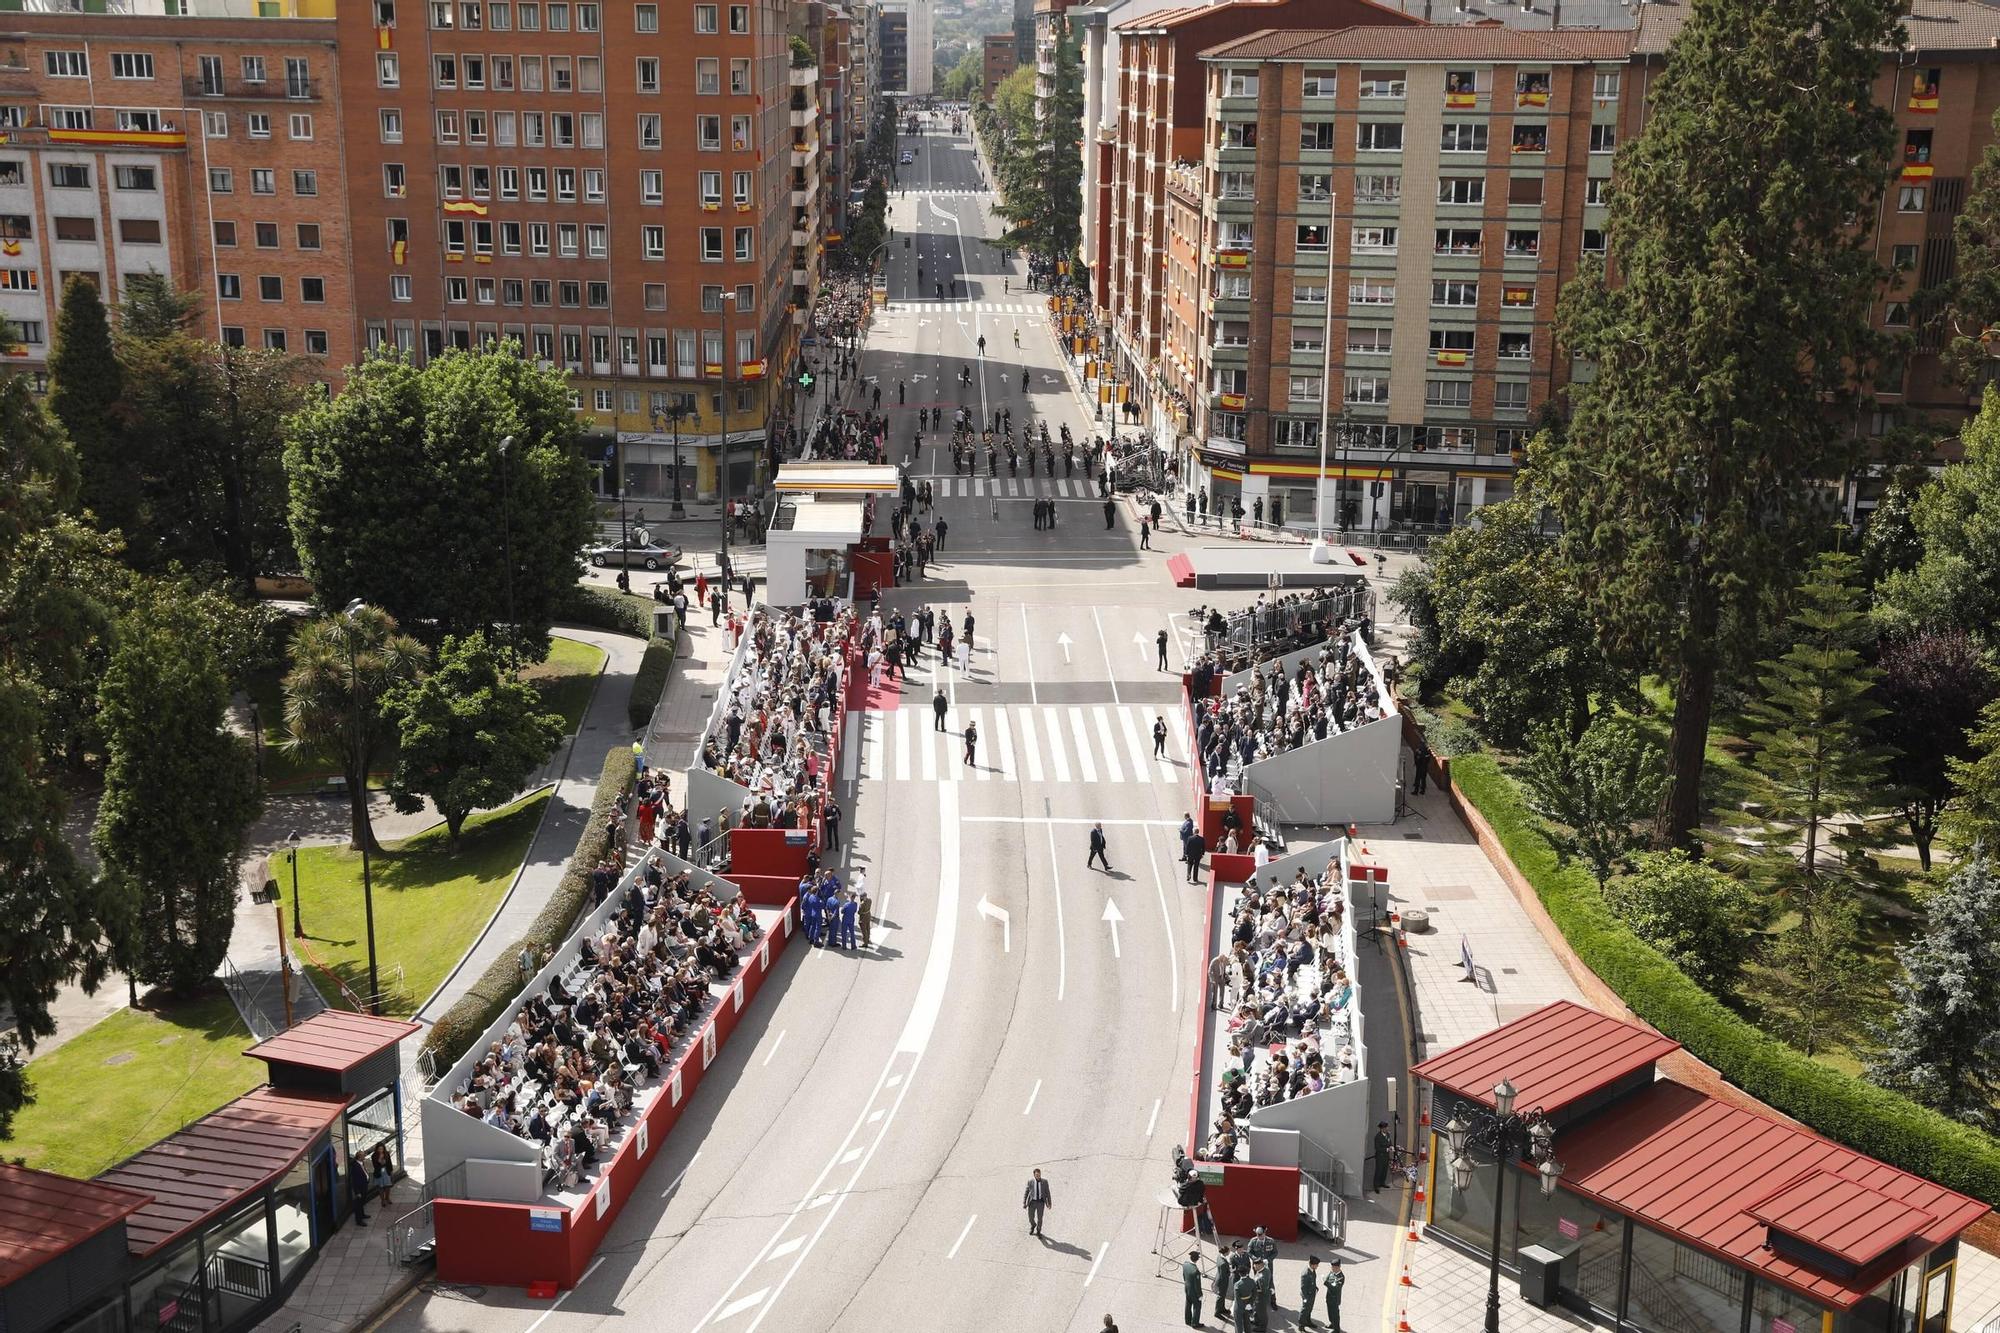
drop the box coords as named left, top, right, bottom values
left=1299, top=1255, right=1321, bottom=1329
left=1247, top=1223, right=1279, bottom=1321
left=1372, top=1122, right=1393, bottom=1194
left=1230, top=1269, right=1256, bottom=1333
left=1211, top=1245, right=1233, bottom=1320
left=1249, top=1259, right=1273, bottom=1332
left=1324, top=1260, right=1346, bottom=1333
left=1180, top=1257, right=1204, bottom=1327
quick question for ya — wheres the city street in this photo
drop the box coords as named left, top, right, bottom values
left=378, top=116, right=1244, bottom=1333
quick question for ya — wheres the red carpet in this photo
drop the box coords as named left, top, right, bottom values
left=857, top=671, right=920, bottom=711
left=1167, top=553, right=1196, bottom=588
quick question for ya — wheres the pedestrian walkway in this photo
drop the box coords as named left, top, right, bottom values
left=842, top=702, right=1189, bottom=787
left=899, top=300, right=1046, bottom=314
left=920, top=475, right=1111, bottom=500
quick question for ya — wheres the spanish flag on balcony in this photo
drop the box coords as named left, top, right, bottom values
left=0, top=240, right=18, bottom=257
left=1446, top=91, right=1476, bottom=109
left=1517, top=90, right=1549, bottom=108
left=1902, top=163, right=1934, bottom=182
left=1910, top=72, right=1940, bottom=112
left=704, top=362, right=724, bottom=377
left=702, top=201, right=720, bottom=212
left=1219, top=392, right=1246, bottom=410
left=1435, top=349, right=1468, bottom=367
left=392, top=239, right=408, bottom=266
left=736, top=202, right=753, bottom=213
left=377, top=25, right=393, bottom=50
left=475, top=254, right=492, bottom=264
left=445, top=253, right=463, bottom=263
left=741, top=359, right=768, bottom=380
left=1213, top=249, right=1250, bottom=269
left=443, top=199, right=489, bottom=216
left=1503, top=285, right=1534, bottom=306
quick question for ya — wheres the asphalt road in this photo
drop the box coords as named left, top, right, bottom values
left=381, top=115, right=1286, bottom=1333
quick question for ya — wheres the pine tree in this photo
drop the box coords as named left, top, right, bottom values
left=1869, top=853, right=2000, bottom=1126
left=1710, top=553, right=1892, bottom=931
left=46, top=274, right=133, bottom=540
left=1545, top=0, right=1903, bottom=849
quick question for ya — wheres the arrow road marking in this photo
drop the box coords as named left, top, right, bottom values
left=1056, top=631, right=1073, bottom=664
left=1133, top=630, right=1151, bottom=664
left=976, top=895, right=1011, bottom=953
left=1101, top=898, right=1124, bottom=959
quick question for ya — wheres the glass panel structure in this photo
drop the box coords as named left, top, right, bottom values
left=1752, top=1275, right=1829, bottom=1333
left=1628, top=1224, right=1745, bottom=1333
left=273, top=1156, right=315, bottom=1285
left=205, top=1203, right=276, bottom=1328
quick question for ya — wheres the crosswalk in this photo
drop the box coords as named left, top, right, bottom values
left=842, top=703, right=1190, bottom=786
left=900, top=301, right=1044, bottom=315
left=921, top=476, right=1109, bottom=500
left=913, top=189, right=989, bottom=197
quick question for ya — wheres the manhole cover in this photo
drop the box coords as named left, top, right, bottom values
left=156, top=1035, right=181, bottom=1046
left=103, top=1052, right=135, bottom=1066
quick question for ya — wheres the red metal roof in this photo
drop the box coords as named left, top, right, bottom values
left=0, top=1163, right=152, bottom=1288
left=245, top=1009, right=420, bottom=1076
left=1557, top=1081, right=1988, bottom=1309
left=1198, top=24, right=1634, bottom=61
left=1748, top=1170, right=1936, bottom=1269
left=96, top=1087, right=347, bottom=1257
left=1410, top=1000, right=1679, bottom=1115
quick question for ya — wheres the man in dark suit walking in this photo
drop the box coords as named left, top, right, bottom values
left=1088, top=822, right=1113, bottom=872
left=1023, top=1168, right=1052, bottom=1236
left=1183, top=829, right=1208, bottom=884
left=933, top=685, right=949, bottom=732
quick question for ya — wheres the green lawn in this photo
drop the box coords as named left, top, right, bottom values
left=8, top=994, right=263, bottom=1179
left=292, top=790, right=550, bottom=1016
left=520, top=634, right=607, bottom=734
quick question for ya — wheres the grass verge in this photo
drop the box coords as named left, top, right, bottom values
left=8, top=994, right=262, bottom=1178
left=520, top=634, right=608, bottom=734
left=292, top=790, right=551, bottom=1016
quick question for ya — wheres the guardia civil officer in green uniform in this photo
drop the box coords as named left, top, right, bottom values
left=1251, top=1259, right=1273, bottom=1332
left=1298, top=1255, right=1321, bottom=1329
left=1324, top=1259, right=1346, bottom=1332
left=1230, top=1270, right=1256, bottom=1333
left=1211, top=1245, right=1234, bottom=1320
left=1181, top=1257, right=1204, bottom=1327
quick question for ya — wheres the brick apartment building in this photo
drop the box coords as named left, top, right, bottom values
left=0, top=3, right=352, bottom=383
left=981, top=30, right=1015, bottom=100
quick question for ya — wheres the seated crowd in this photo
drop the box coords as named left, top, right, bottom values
left=453, top=851, right=764, bottom=1190
left=1195, top=587, right=1375, bottom=673
left=700, top=603, right=855, bottom=836
left=1204, top=861, right=1357, bottom=1163
left=1189, top=629, right=1385, bottom=793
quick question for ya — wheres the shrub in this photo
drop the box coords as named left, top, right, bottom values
left=1604, top=850, right=1763, bottom=993
left=555, top=584, right=648, bottom=639
left=627, top=639, right=676, bottom=730
left=1451, top=752, right=2000, bottom=1206
left=419, top=744, right=637, bottom=1074
left=1408, top=703, right=1480, bottom=759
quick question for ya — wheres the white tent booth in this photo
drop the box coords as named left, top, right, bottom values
left=763, top=463, right=903, bottom=605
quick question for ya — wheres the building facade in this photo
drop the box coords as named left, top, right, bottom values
left=877, top=4, right=906, bottom=91
left=981, top=30, right=1015, bottom=100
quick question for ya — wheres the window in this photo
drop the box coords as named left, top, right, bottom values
left=434, top=54, right=458, bottom=88
left=47, top=107, right=92, bottom=131
left=697, top=115, right=720, bottom=150
left=733, top=171, right=751, bottom=203
left=1349, top=279, right=1395, bottom=305
left=700, top=170, right=723, bottom=203
left=298, top=277, right=325, bottom=304
left=641, top=170, right=665, bottom=204
left=13, top=320, right=41, bottom=346
left=1344, top=374, right=1390, bottom=404
left=1586, top=177, right=1610, bottom=206
left=115, top=109, right=161, bottom=134
left=637, top=3, right=658, bottom=28
left=256, top=223, right=279, bottom=248
left=1291, top=325, right=1324, bottom=354
left=701, top=228, right=723, bottom=261
left=297, top=223, right=321, bottom=250
left=1589, top=123, right=1617, bottom=154
left=1295, top=223, right=1329, bottom=252
left=54, top=215, right=94, bottom=241
left=293, top=170, right=318, bottom=197
left=695, top=4, right=718, bottom=31
left=1347, top=326, right=1392, bottom=354
left=733, top=227, right=752, bottom=260
left=1499, top=332, right=1532, bottom=359
left=1503, top=283, right=1536, bottom=308
left=1512, top=124, right=1548, bottom=154
left=114, top=165, right=156, bottom=191
left=263, top=329, right=287, bottom=353
left=251, top=169, right=276, bottom=195
left=1505, top=229, right=1539, bottom=257
left=285, top=57, right=312, bottom=98
left=1299, top=122, right=1334, bottom=151
left=217, top=273, right=242, bottom=300
left=730, top=115, right=749, bottom=150
left=1435, top=228, right=1481, bottom=255
left=1582, top=228, right=1607, bottom=254
left=731, top=59, right=751, bottom=94
left=1302, top=68, right=1335, bottom=98
left=587, top=224, right=608, bottom=257
left=1288, top=374, right=1323, bottom=402
left=1425, top=379, right=1472, bottom=408
left=1898, top=186, right=1926, bottom=213
left=45, top=51, right=87, bottom=78
left=1212, top=271, right=1250, bottom=299
left=1358, top=69, right=1405, bottom=98
left=118, top=218, right=162, bottom=244
left=1593, top=69, right=1621, bottom=103
left=1356, top=122, right=1402, bottom=153
left=1441, top=122, right=1488, bottom=153
left=1432, top=279, right=1478, bottom=307
left=1884, top=300, right=1910, bottom=328
left=1509, top=176, right=1544, bottom=206
left=0, top=268, right=38, bottom=295
left=1297, top=173, right=1330, bottom=202
left=1354, top=173, right=1400, bottom=204
left=548, top=2, right=571, bottom=29
left=1224, top=68, right=1258, bottom=97
left=391, top=274, right=413, bottom=302
left=519, top=1, right=540, bottom=28
left=257, top=275, right=284, bottom=302
left=1437, top=177, right=1483, bottom=205
left=1493, top=428, right=1527, bottom=456
left=1429, top=328, right=1475, bottom=354
left=204, top=111, right=228, bottom=138
left=248, top=113, right=271, bottom=139
left=729, top=4, right=749, bottom=32
left=1293, top=281, right=1326, bottom=304
left=213, top=220, right=237, bottom=246
left=1223, top=122, right=1258, bottom=149
left=50, top=163, right=89, bottom=189
left=110, top=52, right=154, bottom=80
left=1211, top=412, right=1246, bottom=442
left=1891, top=243, right=1919, bottom=271
left=1352, top=226, right=1397, bottom=255
left=1494, top=381, right=1529, bottom=411
left=378, top=53, right=400, bottom=87
left=304, top=329, right=329, bottom=356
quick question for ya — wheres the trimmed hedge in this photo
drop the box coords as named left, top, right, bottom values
left=1449, top=753, right=2000, bottom=1206
left=627, top=638, right=676, bottom=730
left=419, top=745, right=638, bottom=1074
left=556, top=584, right=649, bottom=639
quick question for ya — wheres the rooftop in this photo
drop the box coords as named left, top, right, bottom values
left=97, top=1087, right=348, bottom=1257
left=1199, top=22, right=1633, bottom=59
left=1633, top=0, right=2000, bottom=55
left=1560, top=1080, right=1987, bottom=1309
left=0, top=1164, right=152, bottom=1289
left=1411, top=999, right=1678, bottom=1114
left=1116, top=0, right=1424, bottom=35
left=245, top=1009, right=420, bottom=1078
left=771, top=461, right=903, bottom=494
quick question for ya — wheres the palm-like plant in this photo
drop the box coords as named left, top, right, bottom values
left=281, top=604, right=427, bottom=851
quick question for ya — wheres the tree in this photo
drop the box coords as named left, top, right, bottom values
left=1939, top=103, right=2000, bottom=386
left=0, top=1034, right=29, bottom=1140
left=1519, top=712, right=1668, bottom=886
left=991, top=66, right=1036, bottom=141
left=281, top=606, right=428, bottom=852
left=1544, top=0, right=1902, bottom=849
left=940, top=45, right=982, bottom=102
left=991, top=27, right=1081, bottom=259
left=0, top=373, right=131, bottom=1081
left=1941, top=695, right=2000, bottom=857
left=1875, top=630, right=1997, bottom=869
left=1710, top=553, right=1893, bottom=931
left=1763, top=895, right=1869, bottom=1056
left=1605, top=850, right=1765, bottom=994
left=46, top=274, right=134, bottom=539
left=1389, top=496, right=1625, bottom=746
left=1869, top=853, right=2000, bottom=1126
left=381, top=631, right=564, bottom=849
left=1858, top=464, right=1930, bottom=591
left=1876, top=387, right=2000, bottom=645
left=285, top=346, right=596, bottom=651
left=93, top=593, right=262, bottom=996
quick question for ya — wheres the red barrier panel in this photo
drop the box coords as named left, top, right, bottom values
left=1210, top=852, right=1255, bottom=886
left=436, top=898, right=798, bottom=1289
left=1200, top=794, right=1255, bottom=846
left=731, top=827, right=812, bottom=881
left=732, top=872, right=802, bottom=908
left=1205, top=1161, right=1302, bottom=1241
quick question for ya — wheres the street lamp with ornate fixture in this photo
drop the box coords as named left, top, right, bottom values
left=1440, top=1078, right=1565, bottom=1333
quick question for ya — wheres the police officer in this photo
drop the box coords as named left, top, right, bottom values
left=1230, top=1269, right=1255, bottom=1333
left=1180, top=1257, right=1204, bottom=1327
left=1371, top=1122, right=1393, bottom=1195
left=1298, top=1256, right=1321, bottom=1329
left=1211, top=1245, right=1234, bottom=1320
left=1247, top=1227, right=1278, bottom=1329
left=1251, top=1258, right=1273, bottom=1332
left=1323, top=1260, right=1345, bottom=1333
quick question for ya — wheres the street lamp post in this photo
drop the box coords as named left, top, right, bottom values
left=339, top=600, right=382, bottom=1015
left=496, top=434, right=518, bottom=660
left=653, top=406, right=689, bottom=517
left=1441, top=1079, right=1565, bottom=1333
left=285, top=829, right=302, bottom=938
left=1310, top=192, right=1340, bottom=564
left=717, top=291, right=739, bottom=583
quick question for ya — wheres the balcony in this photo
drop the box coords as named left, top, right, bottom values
left=790, top=63, right=819, bottom=88
left=183, top=76, right=317, bottom=101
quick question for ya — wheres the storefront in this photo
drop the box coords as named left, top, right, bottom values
left=1413, top=1002, right=1982, bottom=1333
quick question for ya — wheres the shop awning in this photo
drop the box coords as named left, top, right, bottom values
left=773, top=463, right=901, bottom=495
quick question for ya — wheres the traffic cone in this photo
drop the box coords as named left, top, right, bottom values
left=1407, top=1225, right=1422, bottom=1242
left=1398, top=1311, right=1413, bottom=1333
left=1400, top=1262, right=1414, bottom=1287
left=1413, top=1179, right=1426, bottom=1205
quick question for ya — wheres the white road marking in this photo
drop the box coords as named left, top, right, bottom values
left=1147, top=1098, right=1161, bottom=1138
left=839, top=1147, right=863, bottom=1165
left=976, top=895, right=1011, bottom=952
left=948, top=1214, right=978, bottom=1260
left=522, top=1256, right=607, bottom=1333
left=1117, top=705, right=1152, bottom=780
left=921, top=712, right=938, bottom=781
left=1084, top=1242, right=1110, bottom=1287
left=1091, top=707, right=1125, bottom=783
left=1023, top=1078, right=1041, bottom=1115
left=867, top=708, right=887, bottom=782
left=1043, top=706, right=1072, bottom=783
left=894, top=708, right=911, bottom=782
left=1017, top=706, right=1045, bottom=783
left=1101, top=897, right=1124, bottom=958
left=763, top=1032, right=786, bottom=1067
left=1068, top=709, right=1097, bottom=783
left=1044, top=818, right=1068, bottom=1002
left=993, top=707, right=1017, bottom=781
left=660, top=1150, right=703, bottom=1198
left=768, top=1237, right=804, bottom=1260
left=1092, top=607, right=1121, bottom=704
left=1141, top=834, right=1183, bottom=1014
left=1020, top=603, right=1039, bottom=705
left=842, top=711, right=861, bottom=782
left=961, top=816, right=1184, bottom=825
left=716, top=1289, right=770, bottom=1322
